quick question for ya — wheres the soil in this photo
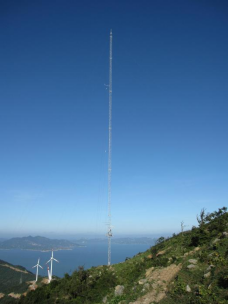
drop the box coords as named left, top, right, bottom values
left=8, top=293, right=21, bottom=299
left=0, top=293, right=5, bottom=299
left=131, top=263, right=182, bottom=304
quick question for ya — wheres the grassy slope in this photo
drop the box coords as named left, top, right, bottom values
left=0, top=260, right=37, bottom=304
left=0, top=260, right=35, bottom=293
left=17, top=208, right=228, bottom=304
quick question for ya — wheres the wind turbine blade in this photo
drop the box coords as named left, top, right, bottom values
left=46, top=259, right=51, bottom=264
left=38, top=265, right=43, bottom=269
left=53, top=258, right=59, bottom=263
left=32, top=265, right=37, bottom=268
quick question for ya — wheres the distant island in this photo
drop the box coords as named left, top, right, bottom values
left=0, top=236, right=78, bottom=251
left=0, top=236, right=157, bottom=251
left=73, top=237, right=157, bottom=245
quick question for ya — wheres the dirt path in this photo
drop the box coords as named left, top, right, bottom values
left=131, top=263, right=182, bottom=304
left=0, top=264, right=28, bottom=274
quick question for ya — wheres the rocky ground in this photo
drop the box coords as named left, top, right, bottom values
left=131, top=263, right=182, bottom=304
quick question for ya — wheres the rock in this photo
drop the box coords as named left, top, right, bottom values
left=8, top=293, right=21, bottom=299
left=156, top=250, right=166, bottom=257
left=187, top=264, right=196, bottom=269
left=212, top=238, right=220, bottom=244
left=147, top=254, right=153, bottom=259
left=184, top=247, right=200, bottom=257
left=204, top=272, right=211, bottom=278
left=89, top=275, right=92, bottom=278
left=145, top=267, right=155, bottom=277
left=102, top=296, right=107, bottom=303
left=206, top=265, right=215, bottom=271
left=222, top=232, right=228, bottom=237
left=188, top=259, right=198, bottom=264
left=151, top=282, right=158, bottom=289
left=143, top=283, right=150, bottom=290
left=138, top=279, right=147, bottom=285
left=115, top=285, right=124, bottom=297
left=208, top=252, right=214, bottom=257
left=186, top=285, right=191, bottom=292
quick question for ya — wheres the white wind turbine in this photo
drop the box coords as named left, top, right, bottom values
left=46, top=250, right=59, bottom=281
left=32, top=258, right=43, bottom=282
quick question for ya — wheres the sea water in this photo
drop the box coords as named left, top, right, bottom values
left=0, top=243, right=151, bottom=278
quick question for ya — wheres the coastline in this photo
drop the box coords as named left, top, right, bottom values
left=0, top=246, right=86, bottom=252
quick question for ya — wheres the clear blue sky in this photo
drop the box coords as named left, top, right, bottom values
left=0, top=0, right=227, bottom=239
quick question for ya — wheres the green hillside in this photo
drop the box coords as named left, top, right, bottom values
left=4, top=207, right=228, bottom=304
left=0, top=259, right=36, bottom=304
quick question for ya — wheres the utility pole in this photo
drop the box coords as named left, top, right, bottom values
left=107, top=29, right=113, bottom=266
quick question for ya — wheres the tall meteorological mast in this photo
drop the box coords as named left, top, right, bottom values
left=107, top=29, right=112, bottom=266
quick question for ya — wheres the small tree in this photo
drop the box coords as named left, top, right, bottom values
left=196, top=208, right=207, bottom=227
left=181, top=221, right=186, bottom=235
left=156, top=236, right=165, bottom=244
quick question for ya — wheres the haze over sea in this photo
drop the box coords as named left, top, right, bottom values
left=0, top=243, right=152, bottom=278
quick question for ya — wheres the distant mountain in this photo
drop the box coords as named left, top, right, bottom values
left=73, top=237, right=157, bottom=245
left=0, top=236, right=78, bottom=251
left=113, top=237, right=157, bottom=245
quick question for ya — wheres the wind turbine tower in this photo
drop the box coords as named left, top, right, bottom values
left=107, top=29, right=113, bottom=266
left=46, top=250, right=59, bottom=281
left=47, top=266, right=51, bottom=283
left=32, top=258, right=43, bottom=282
